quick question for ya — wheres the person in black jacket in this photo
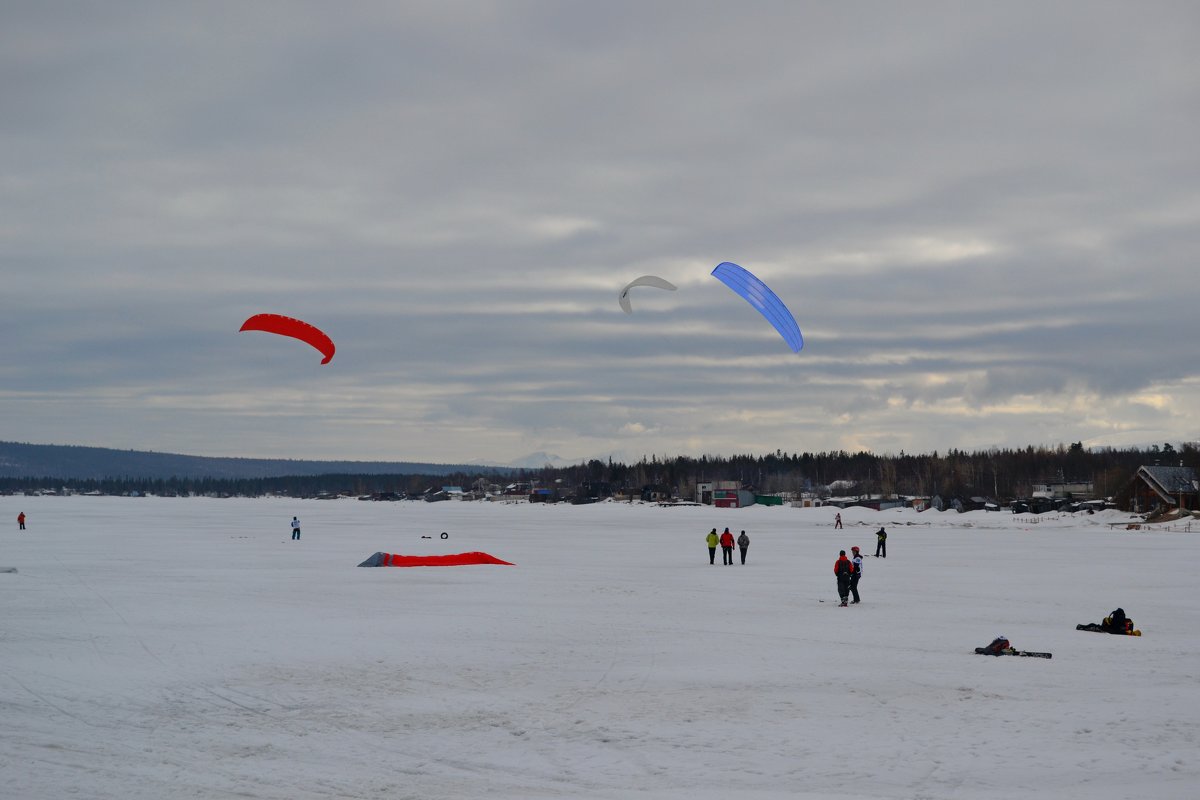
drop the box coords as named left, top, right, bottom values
left=737, top=530, right=750, bottom=564
left=874, top=527, right=887, bottom=558
left=1077, top=607, right=1141, bottom=635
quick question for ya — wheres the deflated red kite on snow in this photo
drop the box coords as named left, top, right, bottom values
left=357, top=551, right=514, bottom=567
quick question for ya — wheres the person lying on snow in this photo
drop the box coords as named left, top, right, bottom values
left=974, top=636, right=1053, bottom=658
left=1077, top=607, right=1141, bottom=636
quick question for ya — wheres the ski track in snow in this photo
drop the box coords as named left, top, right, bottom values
left=1, top=497, right=1198, bottom=799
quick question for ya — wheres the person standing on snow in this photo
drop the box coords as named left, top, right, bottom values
left=875, top=526, right=887, bottom=558
left=834, top=513, right=842, bottom=529
left=834, top=550, right=854, bottom=606
left=849, top=546, right=864, bottom=604
left=737, top=530, right=750, bottom=564
left=719, top=527, right=735, bottom=565
left=17, top=512, right=25, bottom=530
left=706, top=528, right=719, bottom=564
left=291, top=516, right=302, bottom=541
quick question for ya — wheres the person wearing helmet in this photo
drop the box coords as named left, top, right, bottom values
left=849, top=546, right=864, bottom=604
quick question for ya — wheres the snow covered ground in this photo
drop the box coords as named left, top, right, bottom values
left=1, top=496, right=1197, bottom=799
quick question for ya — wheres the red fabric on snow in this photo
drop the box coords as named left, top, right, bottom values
left=375, top=551, right=514, bottom=567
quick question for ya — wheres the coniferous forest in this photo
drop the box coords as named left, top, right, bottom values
left=2, top=441, right=1196, bottom=509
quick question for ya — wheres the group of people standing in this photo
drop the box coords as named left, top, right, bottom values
left=833, top=526, right=888, bottom=605
left=834, top=547, right=865, bottom=606
left=706, top=527, right=750, bottom=564
left=701, top=519, right=886, bottom=606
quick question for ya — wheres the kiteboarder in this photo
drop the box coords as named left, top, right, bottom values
left=737, top=530, right=750, bottom=564
left=849, top=546, right=863, bottom=603
left=291, top=516, right=301, bottom=541
left=720, top=528, right=735, bottom=565
left=17, top=512, right=25, bottom=530
left=835, top=550, right=854, bottom=607
left=875, top=527, right=887, bottom=558
left=706, top=528, right=719, bottom=564
left=834, top=513, right=842, bottom=529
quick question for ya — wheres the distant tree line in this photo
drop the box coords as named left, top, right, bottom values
left=3, top=442, right=1196, bottom=504
left=531, top=442, right=1197, bottom=505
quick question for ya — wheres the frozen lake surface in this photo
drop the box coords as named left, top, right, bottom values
left=1, top=497, right=1197, bottom=799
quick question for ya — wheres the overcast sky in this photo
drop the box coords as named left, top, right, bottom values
left=2, top=1, right=1197, bottom=465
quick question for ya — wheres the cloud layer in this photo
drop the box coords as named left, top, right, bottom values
left=2, top=2, right=1198, bottom=463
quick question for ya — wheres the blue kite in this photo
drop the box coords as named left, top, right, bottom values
left=711, top=262, right=803, bottom=353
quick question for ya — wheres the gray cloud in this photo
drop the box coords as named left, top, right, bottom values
left=2, top=2, right=1198, bottom=463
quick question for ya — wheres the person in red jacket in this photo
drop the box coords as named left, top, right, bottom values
left=17, top=512, right=25, bottom=530
left=719, top=527, right=736, bottom=565
left=834, top=550, right=854, bottom=606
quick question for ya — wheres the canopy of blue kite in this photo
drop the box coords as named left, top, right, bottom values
left=618, top=275, right=677, bottom=314
left=710, top=262, right=803, bottom=352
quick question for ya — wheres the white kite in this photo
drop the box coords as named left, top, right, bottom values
left=618, top=275, right=678, bottom=314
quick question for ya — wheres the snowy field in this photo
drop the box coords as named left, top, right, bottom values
left=1, top=496, right=1197, bottom=800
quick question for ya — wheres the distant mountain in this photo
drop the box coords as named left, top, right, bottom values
left=503, top=452, right=579, bottom=469
left=0, top=441, right=513, bottom=481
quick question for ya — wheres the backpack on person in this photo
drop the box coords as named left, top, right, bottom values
left=979, top=636, right=1012, bottom=655
left=1102, top=608, right=1137, bottom=635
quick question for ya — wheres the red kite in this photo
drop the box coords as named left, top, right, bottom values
left=239, top=313, right=335, bottom=364
left=357, top=551, right=514, bottom=567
